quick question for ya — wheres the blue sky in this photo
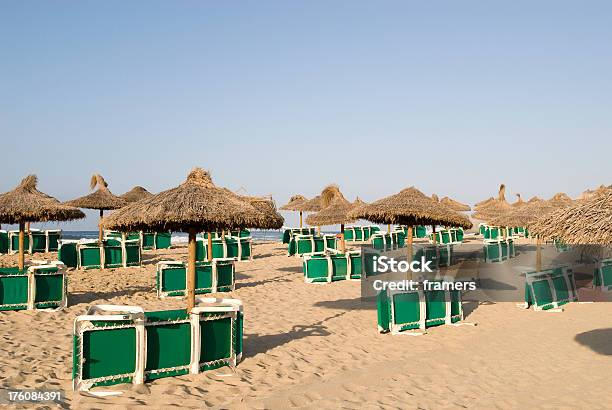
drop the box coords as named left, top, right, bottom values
left=1, top=1, right=611, bottom=229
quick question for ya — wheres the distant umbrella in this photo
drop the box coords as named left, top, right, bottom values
left=440, top=196, right=471, bottom=212
left=0, top=175, right=85, bottom=270
left=120, top=186, right=154, bottom=203
left=306, top=185, right=354, bottom=252
left=280, top=194, right=308, bottom=228
left=65, top=174, right=128, bottom=242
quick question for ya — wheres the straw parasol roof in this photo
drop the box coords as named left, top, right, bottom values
left=238, top=194, right=284, bottom=229
left=512, top=194, right=525, bottom=207
left=299, top=194, right=323, bottom=212
left=120, top=186, right=153, bottom=203
left=305, top=185, right=355, bottom=226
left=489, top=193, right=573, bottom=227
left=347, top=187, right=472, bottom=229
left=530, top=187, right=612, bottom=244
left=102, top=168, right=265, bottom=232
left=472, top=184, right=511, bottom=221
left=0, top=175, right=85, bottom=224
left=279, top=195, right=308, bottom=212
left=579, top=185, right=608, bottom=201
left=431, top=194, right=439, bottom=202
left=474, top=184, right=506, bottom=212
left=440, top=196, right=471, bottom=212
left=65, top=174, right=128, bottom=210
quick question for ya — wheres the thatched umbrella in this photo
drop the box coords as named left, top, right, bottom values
left=472, top=184, right=511, bottom=222
left=305, top=185, right=354, bottom=252
left=348, top=187, right=472, bottom=277
left=299, top=193, right=324, bottom=234
left=530, top=187, right=612, bottom=245
left=474, top=184, right=506, bottom=211
left=238, top=195, right=284, bottom=230
left=102, top=168, right=264, bottom=312
left=490, top=193, right=573, bottom=270
left=440, top=196, right=471, bottom=212
left=120, top=186, right=154, bottom=203
left=65, top=174, right=128, bottom=242
left=578, top=184, right=608, bottom=201
left=0, top=175, right=85, bottom=270
left=512, top=194, right=525, bottom=207
left=280, top=194, right=308, bottom=228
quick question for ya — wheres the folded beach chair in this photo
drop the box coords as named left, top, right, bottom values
left=282, top=228, right=316, bottom=244
left=377, top=283, right=470, bottom=335
left=8, top=230, right=30, bottom=255
left=72, top=298, right=243, bottom=395
left=371, top=231, right=406, bottom=251
left=287, top=234, right=337, bottom=257
left=58, top=239, right=80, bottom=268
left=483, top=239, right=515, bottom=263
left=197, top=237, right=253, bottom=261
left=594, top=259, right=612, bottom=291
left=522, top=266, right=578, bottom=311
left=0, top=261, right=67, bottom=311
left=156, top=259, right=236, bottom=297
left=140, top=232, right=172, bottom=250
left=0, top=230, right=9, bottom=254
left=302, top=251, right=362, bottom=283
left=413, top=244, right=453, bottom=269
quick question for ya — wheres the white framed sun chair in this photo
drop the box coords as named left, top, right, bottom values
left=156, top=259, right=236, bottom=298
left=0, top=261, right=67, bottom=311
left=72, top=297, right=243, bottom=396
left=521, top=266, right=578, bottom=311
left=377, top=281, right=475, bottom=335
left=302, top=250, right=362, bottom=283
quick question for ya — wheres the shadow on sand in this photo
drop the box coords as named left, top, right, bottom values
left=575, top=328, right=612, bottom=355
left=70, top=285, right=154, bottom=304
left=244, top=312, right=346, bottom=357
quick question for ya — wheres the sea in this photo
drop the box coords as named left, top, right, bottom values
left=62, top=229, right=338, bottom=244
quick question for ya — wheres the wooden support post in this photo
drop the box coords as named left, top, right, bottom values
left=407, top=226, right=414, bottom=280
left=299, top=211, right=303, bottom=228
left=187, top=228, right=197, bottom=313
left=536, top=236, right=542, bottom=272
left=340, top=223, right=346, bottom=254
left=18, top=222, right=25, bottom=271
left=99, top=209, right=104, bottom=243
left=207, top=232, right=213, bottom=261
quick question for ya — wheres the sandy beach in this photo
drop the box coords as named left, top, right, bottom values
left=0, top=237, right=610, bottom=409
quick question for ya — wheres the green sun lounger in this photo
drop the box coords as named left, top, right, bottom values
left=483, top=226, right=502, bottom=240
left=594, top=259, right=612, bottom=291
left=59, top=238, right=142, bottom=269
left=283, top=228, right=316, bottom=244
left=302, top=251, right=362, bottom=283
left=8, top=230, right=30, bottom=254
left=412, top=244, right=454, bottom=270
left=0, top=230, right=8, bottom=254
left=156, top=259, right=236, bottom=297
left=197, top=237, right=253, bottom=261
left=483, top=239, right=515, bottom=263
left=287, top=234, right=338, bottom=257
left=72, top=298, right=243, bottom=394
left=344, top=226, right=380, bottom=242
left=371, top=231, right=406, bottom=251
left=523, top=267, right=578, bottom=311
left=377, top=284, right=467, bottom=335
left=0, top=262, right=67, bottom=311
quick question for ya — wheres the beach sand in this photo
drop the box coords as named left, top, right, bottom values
left=1, top=239, right=611, bottom=409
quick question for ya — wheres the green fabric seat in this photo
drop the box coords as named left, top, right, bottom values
left=8, top=230, right=30, bottom=255
left=523, top=267, right=578, bottom=311
left=302, top=251, right=362, bottom=283
left=483, top=239, right=515, bottom=263
left=0, top=230, right=9, bottom=254
left=58, top=240, right=79, bottom=268
left=371, top=232, right=406, bottom=251
left=377, top=285, right=464, bottom=334
left=344, top=226, right=380, bottom=242
left=413, top=244, right=453, bottom=269
left=156, top=259, right=236, bottom=297
left=287, top=234, right=337, bottom=256
left=72, top=299, right=244, bottom=392
left=282, top=228, right=316, bottom=244
left=154, top=232, right=172, bottom=249
left=197, top=237, right=253, bottom=261
left=594, top=259, right=612, bottom=291
left=0, top=262, right=67, bottom=311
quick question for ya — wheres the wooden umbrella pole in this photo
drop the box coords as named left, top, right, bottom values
left=25, top=222, right=30, bottom=233
left=99, top=209, right=104, bottom=243
left=407, top=226, right=414, bottom=281
left=207, top=231, right=213, bottom=261
left=299, top=211, right=303, bottom=228
left=18, top=222, right=25, bottom=271
left=536, top=235, right=542, bottom=272
left=317, top=226, right=321, bottom=235
left=187, top=228, right=197, bottom=313
left=340, top=223, right=346, bottom=253
left=387, top=224, right=391, bottom=234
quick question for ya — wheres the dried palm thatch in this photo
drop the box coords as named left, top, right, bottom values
left=0, top=175, right=85, bottom=224
left=279, top=195, right=308, bottom=211
left=472, top=185, right=512, bottom=221
left=0, top=175, right=85, bottom=270
left=347, top=187, right=472, bottom=229
left=102, top=168, right=265, bottom=232
left=120, top=186, right=153, bottom=203
left=305, top=185, right=355, bottom=226
left=579, top=184, right=608, bottom=201
left=65, top=174, right=128, bottom=210
left=529, top=187, right=612, bottom=244
left=299, top=194, right=323, bottom=212
left=440, top=196, right=471, bottom=212
left=489, top=193, right=573, bottom=227
left=474, top=184, right=506, bottom=211
left=431, top=193, right=439, bottom=202
left=237, top=194, right=284, bottom=230
left=512, top=194, right=525, bottom=207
